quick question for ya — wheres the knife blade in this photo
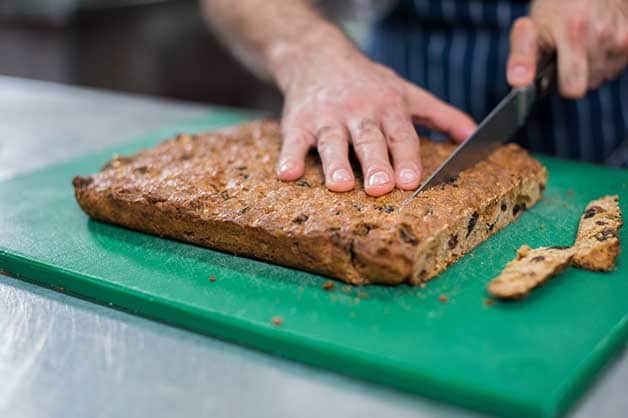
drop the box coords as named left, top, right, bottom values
left=400, top=54, right=556, bottom=208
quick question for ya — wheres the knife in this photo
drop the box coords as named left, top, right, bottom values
left=400, top=54, right=556, bottom=208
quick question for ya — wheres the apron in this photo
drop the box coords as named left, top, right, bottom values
left=367, top=0, right=628, bottom=167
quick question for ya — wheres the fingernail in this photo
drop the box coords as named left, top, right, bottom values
left=462, top=127, right=475, bottom=139
left=399, top=168, right=418, bottom=184
left=331, top=169, right=352, bottom=183
left=368, top=171, right=391, bottom=187
left=510, top=65, right=528, bottom=83
left=277, top=161, right=293, bottom=174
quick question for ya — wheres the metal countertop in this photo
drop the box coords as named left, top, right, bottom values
left=1, top=76, right=626, bottom=418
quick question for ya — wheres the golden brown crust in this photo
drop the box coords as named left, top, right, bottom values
left=488, top=245, right=575, bottom=300
left=73, top=119, right=547, bottom=285
left=573, top=195, right=622, bottom=271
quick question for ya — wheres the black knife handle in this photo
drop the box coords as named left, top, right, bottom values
left=535, top=53, right=557, bottom=99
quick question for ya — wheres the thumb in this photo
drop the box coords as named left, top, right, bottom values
left=404, top=81, right=476, bottom=143
left=507, top=17, right=541, bottom=87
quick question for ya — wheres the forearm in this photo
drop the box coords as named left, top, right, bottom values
left=200, top=0, right=357, bottom=91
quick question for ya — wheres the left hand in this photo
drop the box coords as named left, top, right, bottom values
left=507, top=0, right=628, bottom=98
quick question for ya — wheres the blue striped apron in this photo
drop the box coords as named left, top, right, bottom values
left=367, top=0, right=628, bottom=167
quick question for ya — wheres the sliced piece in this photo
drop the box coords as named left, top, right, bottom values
left=574, top=195, right=623, bottom=271
left=488, top=245, right=575, bottom=300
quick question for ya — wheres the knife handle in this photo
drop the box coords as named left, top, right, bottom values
left=535, top=53, right=557, bottom=99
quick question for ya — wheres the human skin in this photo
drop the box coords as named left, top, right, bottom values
left=202, top=0, right=628, bottom=196
left=201, top=0, right=476, bottom=196
left=507, top=0, right=628, bottom=97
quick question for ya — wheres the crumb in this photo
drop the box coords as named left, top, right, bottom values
left=484, top=298, right=494, bottom=306
left=342, top=286, right=352, bottom=293
left=208, top=275, right=217, bottom=282
left=323, top=280, right=335, bottom=290
left=438, top=294, right=448, bottom=303
left=357, top=291, right=368, bottom=299
left=419, top=283, right=427, bottom=289
left=271, top=316, right=283, bottom=326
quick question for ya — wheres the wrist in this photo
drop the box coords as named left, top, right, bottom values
left=267, top=22, right=359, bottom=92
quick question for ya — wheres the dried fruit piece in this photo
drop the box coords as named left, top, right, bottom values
left=399, top=225, right=419, bottom=245
left=448, top=234, right=458, bottom=250
left=466, top=212, right=479, bottom=237
left=292, top=214, right=309, bottom=225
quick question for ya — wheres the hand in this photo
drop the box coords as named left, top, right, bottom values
left=274, top=30, right=476, bottom=197
left=507, top=0, right=628, bottom=98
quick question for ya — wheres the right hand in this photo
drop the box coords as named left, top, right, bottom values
left=274, top=32, right=476, bottom=197
left=507, top=0, right=628, bottom=98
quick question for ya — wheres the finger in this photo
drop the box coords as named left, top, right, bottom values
left=607, top=28, right=628, bottom=79
left=404, top=82, right=476, bottom=142
left=277, top=124, right=315, bottom=181
left=347, top=118, right=395, bottom=197
left=605, top=52, right=628, bottom=81
left=315, top=124, right=355, bottom=192
left=587, top=19, right=615, bottom=88
left=618, top=27, right=628, bottom=56
left=381, top=113, right=422, bottom=190
left=587, top=51, right=606, bottom=89
left=556, top=15, right=589, bottom=98
left=507, top=17, right=540, bottom=87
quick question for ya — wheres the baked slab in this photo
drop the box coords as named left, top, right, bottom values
left=73, top=120, right=548, bottom=285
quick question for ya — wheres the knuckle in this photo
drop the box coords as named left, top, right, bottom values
left=353, top=135, right=381, bottom=149
left=512, top=17, right=531, bottom=35
left=386, top=127, right=417, bottom=146
left=356, top=118, right=381, bottom=135
left=567, top=14, right=588, bottom=41
left=315, top=125, right=343, bottom=140
left=353, top=123, right=384, bottom=148
left=317, top=132, right=345, bottom=150
left=594, top=22, right=612, bottom=41
left=286, top=131, right=312, bottom=149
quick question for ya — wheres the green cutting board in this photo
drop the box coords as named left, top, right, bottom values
left=1, top=111, right=627, bottom=418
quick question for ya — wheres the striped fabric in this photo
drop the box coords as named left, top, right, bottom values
left=367, top=0, right=628, bottom=167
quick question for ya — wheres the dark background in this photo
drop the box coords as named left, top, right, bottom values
left=0, top=0, right=282, bottom=111
left=0, top=0, right=370, bottom=113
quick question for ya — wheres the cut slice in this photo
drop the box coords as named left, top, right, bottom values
left=73, top=120, right=548, bottom=285
left=488, top=245, right=575, bottom=300
left=573, top=195, right=623, bottom=271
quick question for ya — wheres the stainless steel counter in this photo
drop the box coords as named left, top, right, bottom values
left=1, top=76, right=626, bottom=418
